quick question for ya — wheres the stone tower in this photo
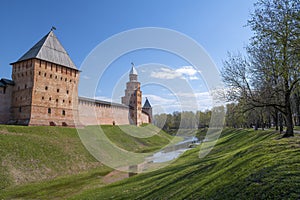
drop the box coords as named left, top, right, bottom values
left=121, top=64, right=142, bottom=126
left=9, top=30, right=80, bottom=126
left=142, top=98, right=152, bottom=123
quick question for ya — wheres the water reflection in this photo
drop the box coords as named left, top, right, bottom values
left=147, top=136, right=200, bottom=163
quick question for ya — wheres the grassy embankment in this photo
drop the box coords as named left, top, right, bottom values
left=72, top=128, right=300, bottom=200
left=0, top=124, right=173, bottom=199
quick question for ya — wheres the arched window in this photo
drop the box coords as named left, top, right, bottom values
left=48, top=108, right=51, bottom=114
left=62, top=110, right=65, bottom=116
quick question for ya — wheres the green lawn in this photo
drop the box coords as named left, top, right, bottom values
left=101, top=124, right=175, bottom=153
left=72, top=128, right=300, bottom=200
left=0, top=124, right=174, bottom=199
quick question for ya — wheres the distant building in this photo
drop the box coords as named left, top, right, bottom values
left=0, top=30, right=152, bottom=126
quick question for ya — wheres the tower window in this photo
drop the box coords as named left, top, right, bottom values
left=39, top=71, right=41, bottom=75
left=44, top=73, right=47, bottom=77
left=49, top=97, right=51, bottom=101
left=48, top=108, right=51, bottom=114
left=66, top=90, right=69, bottom=94
left=45, top=86, right=48, bottom=90
left=50, top=74, right=52, bottom=78
left=57, top=89, right=59, bottom=93
left=25, top=84, right=27, bottom=89
left=19, top=107, right=22, bottom=112
left=65, top=78, right=67, bottom=82
left=62, top=110, right=65, bottom=116
left=63, top=99, right=65, bottom=103
left=42, top=96, right=44, bottom=100
left=56, top=99, right=58, bottom=102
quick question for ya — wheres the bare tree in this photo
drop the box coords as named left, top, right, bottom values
left=223, top=0, right=299, bottom=137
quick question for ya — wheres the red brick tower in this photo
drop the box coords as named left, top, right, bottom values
left=142, top=97, right=152, bottom=123
left=9, top=30, right=80, bottom=126
left=121, top=63, right=142, bottom=126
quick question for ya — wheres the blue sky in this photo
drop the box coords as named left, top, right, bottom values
left=0, top=0, right=256, bottom=114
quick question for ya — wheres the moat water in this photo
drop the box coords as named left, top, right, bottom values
left=147, top=136, right=200, bottom=163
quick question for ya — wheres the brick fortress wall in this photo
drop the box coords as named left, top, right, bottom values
left=78, top=98, right=150, bottom=126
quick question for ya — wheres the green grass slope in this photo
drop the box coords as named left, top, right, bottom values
left=100, top=124, right=174, bottom=153
left=0, top=124, right=173, bottom=199
left=73, top=129, right=300, bottom=200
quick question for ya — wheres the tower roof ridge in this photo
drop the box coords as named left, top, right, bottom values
left=12, top=30, right=78, bottom=70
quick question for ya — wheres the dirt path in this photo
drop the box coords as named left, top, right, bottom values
left=102, top=170, right=129, bottom=184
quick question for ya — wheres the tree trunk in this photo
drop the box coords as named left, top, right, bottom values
left=279, top=113, right=283, bottom=133
left=283, top=94, right=294, bottom=137
left=295, top=93, right=300, bottom=126
left=273, top=110, right=278, bottom=130
left=283, top=108, right=294, bottom=137
left=255, top=119, right=259, bottom=130
left=261, top=111, right=264, bottom=130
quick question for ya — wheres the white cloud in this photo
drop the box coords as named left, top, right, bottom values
left=150, top=68, right=182, bottom=79
left=150, top=66, right=201, bottom=80
left=94, top=96, right=115, bottom=102
left=82, top=75, right=91, bottom=80
left=176, top=66, right=200, bottom=76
